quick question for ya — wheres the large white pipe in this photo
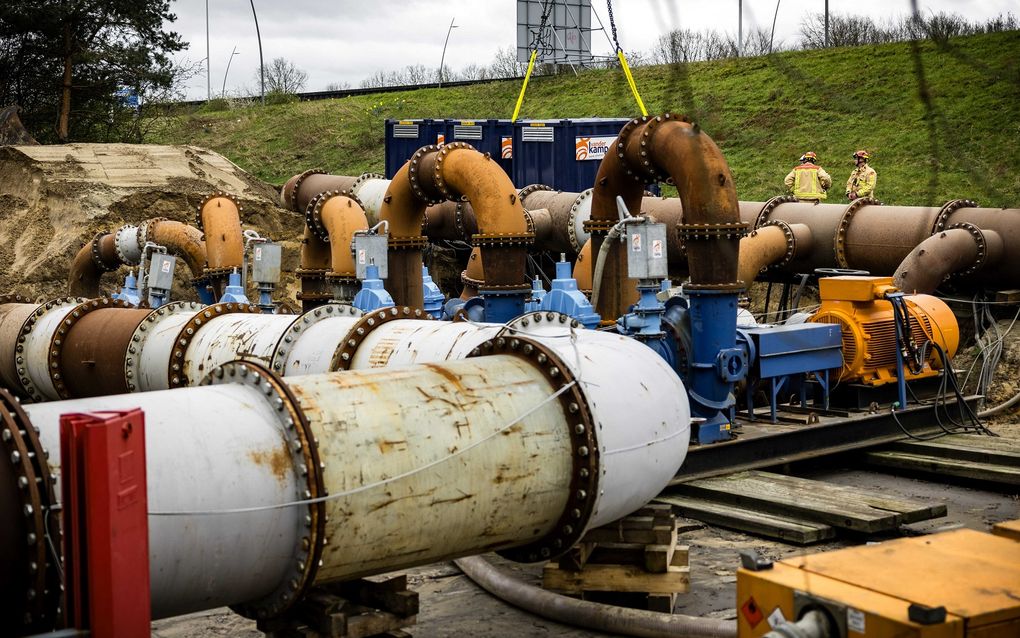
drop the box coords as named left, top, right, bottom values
left=22, top=334, right=690, bottom=622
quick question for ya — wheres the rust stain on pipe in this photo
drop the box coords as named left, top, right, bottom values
left=893, top=227, right=1003, bottom=294
left=145, top=220, right=207, bottom=279
left=68, top=232, right=120, bottom=296
left=58, top=307, right=152, bottom=397
left=589, top=115, right=743, bottom=319
left=423, top=200, right=477, bottom=242
left=572, top=239, right=593, bottom=292
left=298, top=225, right=332, bottom=312
left=0, top=302, right=39, bottom=392
left=319, top=194, right=370, bottom=278
left=737, top=222, right=813, bottom=286
left=288, top=173, right=358, bottom=213
left=198, top=194, right=245, bottom=273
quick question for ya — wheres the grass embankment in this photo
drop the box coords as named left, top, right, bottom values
left=151, top=31, right=1020, bottom=207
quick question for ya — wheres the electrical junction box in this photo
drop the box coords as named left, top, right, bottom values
left=354, top=233, right=388, bottom=280
left=737, top=528, right=1020, bottom=637
left=251, top=242, right=282, bottom=284
left=147, top=253, right=176, bottom=291
left=626, top=222, right=668, bottom=280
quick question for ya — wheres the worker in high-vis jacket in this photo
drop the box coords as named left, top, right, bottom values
left=784, top=152, right=832, bottom=201
left=845, top=149, right=877, bottom=200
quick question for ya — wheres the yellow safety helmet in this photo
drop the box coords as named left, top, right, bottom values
left=800, top=151, right=817, bottom=163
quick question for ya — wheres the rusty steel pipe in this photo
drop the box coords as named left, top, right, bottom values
left=18, top=335, right=690, bottom=624
left=282, top=172, right=358, bottom=213
left=319, top=195, right=369, bottom=281
left=56, top=306, right=153, bottom=397
left=738, top=222, right=814, bottom=287
left=68, top=233, right=121, bottom=296
left=297, top=225, right=332, bottom=311
left=378, top=161, right=429, bottom=308
left=893, top=227, right=1003, bottom=294
left=0, top=301, right=40, bottom=393
left=198, top=194, right=244, bottom=286
left=145, top=220, right=207, bottom=281
left=423, top=199, right=478, bottom=242
left=589, top=115, right=743, bottom=319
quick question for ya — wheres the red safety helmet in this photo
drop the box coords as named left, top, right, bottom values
left=852, top=149, right=870, bottom=161
left=799, top=151, right=818, bottom=163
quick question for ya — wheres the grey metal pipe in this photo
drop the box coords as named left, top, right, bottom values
left=21, top=334, right=690, bottom=624
left=455, top=555, right=736, bottom=638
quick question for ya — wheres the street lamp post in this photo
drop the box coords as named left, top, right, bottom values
left=250, top=0, right=265, bottom=104
left=738, top=0, right=743, bottom=57
left=222, top=47, right=240, bottom=98
left=205, top=0, right=211, bottom=100
left=438, top=17, right=458, bottom=87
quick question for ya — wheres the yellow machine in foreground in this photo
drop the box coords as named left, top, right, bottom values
left=810, top=276, right=959, bottom=386
left=737, top=526, right=1020, bottom=637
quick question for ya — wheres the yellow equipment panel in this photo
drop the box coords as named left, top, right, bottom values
left=737, top=529, right=1020, bottom=637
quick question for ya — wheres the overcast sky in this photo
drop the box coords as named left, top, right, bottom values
left=167, top=0, right=1013, bottom=99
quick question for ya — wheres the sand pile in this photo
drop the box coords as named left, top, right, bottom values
left=0, top=143, right=304, bottom=302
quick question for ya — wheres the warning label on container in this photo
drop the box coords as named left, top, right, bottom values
left=436, top=133, right=445, bottom=145
left=501, top=137, right=513, bottom=159
left=575, top=135, right=615, bottom=161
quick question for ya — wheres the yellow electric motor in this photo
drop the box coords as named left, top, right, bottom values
left=809, top=276, right=958, bottom=386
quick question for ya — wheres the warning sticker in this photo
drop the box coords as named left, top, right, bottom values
left=740, top=597, right=764, bottom=629
left=436, top=133, right=445, bottom=145
left=847, top=608, right=866, bottom=633
left=652, top=239, right=664, bottom=259
left=767, top=607, right=787, bottom=628
left=161, top=260, right=171, bottom=273
left=358, top=249, right=367, bottom=265
left=631, top=232, right=642, bottom=252
left=501, top=136, right=513, bottom=159
left=254, top=246, right=262, bottom=261
left=575, top=135, right=615, bottom=161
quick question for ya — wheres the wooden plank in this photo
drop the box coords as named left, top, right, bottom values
left=992, top=519, right=1020, bottom=542
left=582, top=525, right=674, bottom=545
left=656, top=495, right=835, bottom=545
left=864, top=451, right=1020, bottom=487
left=543, top=551, right=689, bottom=595
left=669, top=471, right=944, bottom=532
left=576, top=542, right=689, bottom=573
left=883, top=435, right=1020, bottom=467
left=995, top=289, right=1020, bottom=303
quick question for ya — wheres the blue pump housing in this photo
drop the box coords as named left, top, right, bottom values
left=112, top=271, right=142, bottom=307
left=353, top=264, right=395, bottom=312
left=524, top=277, right=547, bottom=313
left=422, top=266, right=445, bottom=319
left=539, top=261, right=601, bottom=329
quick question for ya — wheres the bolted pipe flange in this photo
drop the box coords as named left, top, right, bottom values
left=195, top=191, right=243, bottom=232
left=137, top=216, right=169, bottom=249
left=270, top=304, right=363, bottom=373
left=286, top=168, right=326, bottom=211
left=517, top=183, right=555, bottom=204
left=626, top=114, right=675, bottom=184
left=566, top=188, right=594, bottom=253
left=754, top=194, right=797, bottom=230
left=113, top=224, right=142, bottom=266
left=930, top=198, right=978, bottom=236
left=348, top=171, right=385, bottom=197
left=466, top=336, right=599, bottom=563
left=167, top=302, right=261, bottom=388
left=833, top=196, right=882, bottom=269
left=88, top=232, right=118, bottom=273
left=677, top=221, right=749, bottom=242
left=329, top=306, right=432, bottom=371
left=431, top=142, right=476, bottom=202
left=15, top=297, right=86, bottom=402
left=200, top=361, right=327, bottom=620
left=582, top=218, right=617, bottom=237
left=0, top=294, right=30, bottom=306
left=760, top=219, right=799, bottom=270
left=946, top=222, right=990, bottom=278
left=124, top=301, right=204, bottom=393
left=47, top=297, right=133, bottom=399
left=306, top=189, right=365, bottom=243
left=407, top=145, right=445, bottom=206
left=500, top=311, right=582, bottom=335
left=387, top=235, right=429, bottom=251
left=0, top=388, right=61, bottom=633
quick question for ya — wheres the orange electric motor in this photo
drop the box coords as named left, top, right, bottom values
left=809, top=276, right=958, bottom=386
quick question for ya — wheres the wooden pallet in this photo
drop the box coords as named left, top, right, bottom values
left=863, top=434, right=1020, bottom=487
left=542, top=504, right=690, bottom=612
left=257, top=574, right=417, bottom=638
left=660, top=470, right=946, bottom=543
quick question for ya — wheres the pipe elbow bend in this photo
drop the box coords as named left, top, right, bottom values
left=893, top=225, right=1001, bottom=294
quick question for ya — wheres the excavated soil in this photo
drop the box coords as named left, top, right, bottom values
left=0, top=144, right=304, bottom=303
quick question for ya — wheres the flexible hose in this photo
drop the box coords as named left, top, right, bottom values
left=978, top=386, right=1020, bottom=418
left=454, top=556, right=736, bottom=638
left=591, top=217, right=646, bottom=311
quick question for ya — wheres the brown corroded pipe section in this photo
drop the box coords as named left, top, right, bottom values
left=378, top=162, right=428, bottom=308
left=69, top=233, right=121, bottom=296
left=320, top=195, right=370, bottom=278
left=893, top=227, right=1003, bottom=294
left=0, top=302, right=40, bottom=392
left=298, top=226, right=332, bottom=311
left=573, top=239, right=594, bottom=293
left=58, top=307, right=152, bottom=397
left=590, top=115, right=741, bottom=319
left=423, top=200, right=478, bottom=242
left=737, top=222, right=814, bottom=287
left=460, top=247, right=485, bottom=300
left=199, top=196, right=244, bottom=274
left=283, top=173, right=359, bottom=213
left=145, top=220, right=207, bottom=280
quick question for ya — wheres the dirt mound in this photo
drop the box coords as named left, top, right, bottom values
left=0, top=143, right=304, bottom=302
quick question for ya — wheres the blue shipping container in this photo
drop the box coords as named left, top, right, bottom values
left=435, top=119, right=515, bottom=178
left=512, top=118, right=659, bottom=194
left=384, top=119, right=446, bottom=178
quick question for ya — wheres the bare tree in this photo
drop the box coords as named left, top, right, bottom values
left=260, top=57, right=308, bottom=94
left=359, top=70, right=388, bottom=89
left=325, top=81, right=350, bottom=91
left=488, top=46, right=526, bottom=78
left=459, top=63, right=489, bottom=81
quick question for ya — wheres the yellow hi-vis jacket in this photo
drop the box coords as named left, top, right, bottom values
left=784, top=163, right=832, bottom=200
left=845, top=164, right=877, bottom=199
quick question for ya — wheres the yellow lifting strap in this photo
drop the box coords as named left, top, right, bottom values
left=617, top=49, right=648, bottom=117
left=511, top=49, right=538, bottom=122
